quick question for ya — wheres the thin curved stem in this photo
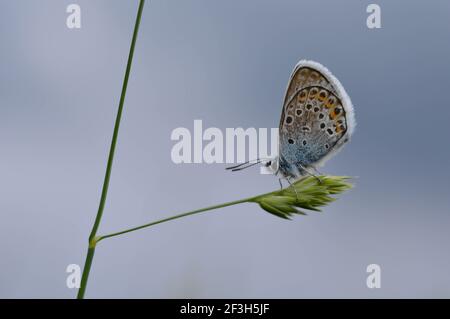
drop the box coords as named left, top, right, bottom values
left=88, top=0, right=145, bottom=243
left=96, top=175, right=353, bottom=243
left=77, top=0, right=145, bottom=299
left=97, top=198, right=253, bottom=243
left=96, top=181, right=310, bottom=243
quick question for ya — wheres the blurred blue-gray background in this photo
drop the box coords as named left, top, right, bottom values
left=1, top=0, right=450, bottom=298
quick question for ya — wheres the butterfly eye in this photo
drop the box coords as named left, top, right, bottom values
left=265, top=161, right=272, bottom=167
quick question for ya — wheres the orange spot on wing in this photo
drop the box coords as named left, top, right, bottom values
left=298, top=90, right=308, bottom=103
left=318, top=90, right=328, bottom=102
left=308, top=88, right=318, bottom=100
left=335, top=123, right=346, bottom=134
left=329, top=111, right=337, bottom=120
left=325, top=97, right=335, bottom=108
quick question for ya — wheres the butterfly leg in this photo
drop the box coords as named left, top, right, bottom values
left=299, top=164, right=322, bottom=184
left=286, top=177, right=300, bottom=200
left=278, top=178, right=284, bottom=190
left=312, top=166, right=323, bottom=175
left=311, top=167, right=324, bottom=184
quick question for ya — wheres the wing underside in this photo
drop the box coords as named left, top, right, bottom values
left=278, top=62, right=352, bottom=176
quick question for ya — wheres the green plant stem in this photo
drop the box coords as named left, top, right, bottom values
left=97, top=197, right=253, bottom=243
left=76, top=247, right=96, bottom=299
left=96, top=179, right=320, bottom=243
left=96, top=175, right=352, bottom=243
left=77, top=0, right=145, bottom=299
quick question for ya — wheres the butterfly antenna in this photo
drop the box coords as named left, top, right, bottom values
left=225, top=157, right=270, bottom=171
left=230, top=161, right=261, bottom=172
left=225, top=160, right=252, bottom=170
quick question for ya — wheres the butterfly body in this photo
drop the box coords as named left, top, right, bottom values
left=265, top=60, right=355, bottom=180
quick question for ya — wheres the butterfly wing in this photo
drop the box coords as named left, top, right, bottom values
left=278, top=60, right=355, bottom=177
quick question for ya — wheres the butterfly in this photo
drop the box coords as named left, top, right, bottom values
left=228, top=60, right=355, bottom=184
